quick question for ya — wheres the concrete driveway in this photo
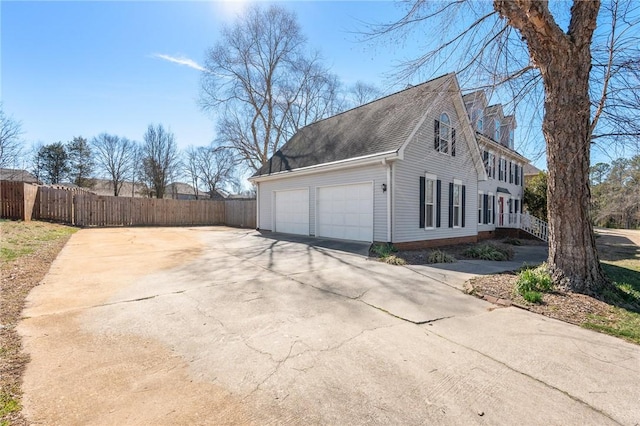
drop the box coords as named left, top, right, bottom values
left=18, top=227, right=640, bottom=425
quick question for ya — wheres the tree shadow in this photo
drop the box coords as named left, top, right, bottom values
left=600, top=263, right=640, bottom=314
left=596, top=234, right=640, bottom=262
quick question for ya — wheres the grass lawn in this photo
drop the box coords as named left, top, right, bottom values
left=583, top=260, right=640, bottom=344
left=0, top=220, right=77, bottom=426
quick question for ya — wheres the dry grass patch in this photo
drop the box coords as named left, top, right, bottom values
left=1, top=220, right=77, bottom=426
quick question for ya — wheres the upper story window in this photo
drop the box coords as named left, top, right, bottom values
left=434, top=113, right=456, bottom=156
left=494, top=118, right=501, bottom=142
left=477, top=110, right=484, bottom=131
left=509, top=129, right=514, bottom=148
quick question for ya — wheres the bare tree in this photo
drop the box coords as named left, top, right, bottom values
left=196, top=146, right=237, bottom=198
left=0, top=104, right=24, bottom=168
left=368, top=0, right=640, bottom=295
left=347, top=81, right=383, bottom=108
left=140, top=124, right=179, bottom=199
left=201, top=4, right=342, bottom=170
left=183, top=146, right=203, bottom=200
left=92, top=133, right=136, bottom=196
left=280, top=58, right=345, bottom=140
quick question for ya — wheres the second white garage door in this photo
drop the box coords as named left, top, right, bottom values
left=274, top=189, right=309, bottom=236
left=317, top=183, right=373, bottom=242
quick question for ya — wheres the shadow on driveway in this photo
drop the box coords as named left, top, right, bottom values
left=255, top=230, right=371, bottom=257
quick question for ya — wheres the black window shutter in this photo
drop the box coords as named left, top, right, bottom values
left=436, top=180, right=441, bottom=228
left=451, top=129, right=456, bottom=157
left=434, top=120, right=440, bottom=151
left=483, top=194, right=489, bottom=224
left=448, top=182, right=454, bottom=228
left=419, top=176, right=425, bottom=228
left=461, top=185, right=466, bottom=227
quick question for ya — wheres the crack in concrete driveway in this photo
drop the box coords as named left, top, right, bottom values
left=18, top=227, right=640, bottom=425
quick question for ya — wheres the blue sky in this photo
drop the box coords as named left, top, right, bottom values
left=4, top=1, right=625, bottom=173
left=2, top=1, right=421, bottom=165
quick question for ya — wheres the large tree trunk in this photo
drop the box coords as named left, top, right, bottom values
left=495, top=0, right=609, bottom=295
left=542, top=49, right=608, bottom=295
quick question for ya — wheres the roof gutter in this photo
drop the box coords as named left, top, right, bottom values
left=249, top=150, right=400, bottom=183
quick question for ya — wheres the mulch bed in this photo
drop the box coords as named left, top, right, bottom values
left=467, top=272, right=616, bottom=326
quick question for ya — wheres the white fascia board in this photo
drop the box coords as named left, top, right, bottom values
left=248, top=151, right=400, bottom=183
left=451, top=78, right=489, bottom=182
left=477, top=134, right=529, bottom=163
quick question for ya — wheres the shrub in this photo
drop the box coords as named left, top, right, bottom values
left=384, top=255, right=407, bottom=265
left=515, top=264, right=553, bottom=303
left=463, top=243, right=513, bottom=261
left=427, top=249, right=456, bottom=264
left=521, top=290, right=543, bottom=303
left=371, top=243, right=406, bottom=265
left=371, top=243, right=397, bottom=258
left=503, top=237, right=522, bottom=246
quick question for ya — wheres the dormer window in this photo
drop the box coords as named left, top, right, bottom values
left=434, top=113, right=456, bottom=156
left=509, top=129, right=514, bottom=148
left=494, top=118, right=501, bottom=141
left=477, top=110, right=484, bottom=131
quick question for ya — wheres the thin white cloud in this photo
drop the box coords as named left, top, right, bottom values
left=153, top=54, right=205, bottom=72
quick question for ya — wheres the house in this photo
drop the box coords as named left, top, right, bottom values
left=462, top=91, right=527, bottom=238
left=0, top=168, right=39, bottom=184
left=523, top=163, right=543, bottom=184
left=249, top=73, right=528, bottom=247
left=165, top=182, right=228, bottom=200
left=86, top=179, right=147, bottom=197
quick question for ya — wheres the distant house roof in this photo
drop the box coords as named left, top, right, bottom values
left=524, top=163, right=543, bottom=176
left=165, top=182, right=228, bottom=200
left=254, top=73, right=456, bottom=177
left=0, top=168, right=39, bottom=183
left=89, top=178, right=147, bottom=197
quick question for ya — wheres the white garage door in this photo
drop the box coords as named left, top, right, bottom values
left=317, top=183, right=373, bottom=242
left=274, top=189, right=309, bottom=236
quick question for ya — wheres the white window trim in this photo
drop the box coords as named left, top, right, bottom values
left=477, top=190, right=484, bottom=225
left=438, top=113, right=451, bottom=155
left=424, top=173, right=437, bottom=230
left=453, top=179, right=462, bottom=228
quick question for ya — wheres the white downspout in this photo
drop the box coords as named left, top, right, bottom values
left=386, top=162, right=392, bottom=243
left=255, top=182, right=260, bottom=230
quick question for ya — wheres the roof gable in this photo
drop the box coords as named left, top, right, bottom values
left=254, top=73, right=456, bottom=177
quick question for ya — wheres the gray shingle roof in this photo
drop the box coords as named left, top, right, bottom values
left=254, top=73, right=455, bottom=177
left=0, top=168, right=39, bottom=183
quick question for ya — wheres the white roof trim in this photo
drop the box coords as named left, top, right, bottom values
left=451, top=77, right=488, bottom=181
left=249, top=150, right=399, bottom=183
left=476, top=133, right=529, bottom=162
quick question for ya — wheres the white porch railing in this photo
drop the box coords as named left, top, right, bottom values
left=498, top=213, right=549, bottom=242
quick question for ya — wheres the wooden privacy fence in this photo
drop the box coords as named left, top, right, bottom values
left=0, top=180, right=256, bottom=228
left=0, top=181, right=38, bottom=221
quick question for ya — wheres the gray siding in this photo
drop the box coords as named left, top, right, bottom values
left=478, top=157, right=525, bottom=232
left=392, top=96, right=479, bottom=243
left=258, top=163, right=388, bottom=241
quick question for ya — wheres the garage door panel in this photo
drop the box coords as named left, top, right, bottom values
left=317, top=183, right=373, bottom=242
left=275, top=189, right=309, bottom=236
